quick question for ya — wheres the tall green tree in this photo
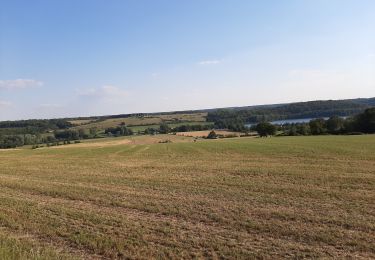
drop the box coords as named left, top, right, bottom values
left=327, top=116, right=345, bottom=134
left=309, top=118, right=327, bottom=135
left=159, top=123, right=170, bottom=134
left=355, top=108, right=375, bottom=133
left=256, top=122, right=276, bottom=137
left=207, top=130, right=218, bottom=139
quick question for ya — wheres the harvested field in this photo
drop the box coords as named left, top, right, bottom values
left=68, top=119, right=94, bottom=126
left=158, top=112, right=207, bottom=122
left=48, top=135, right=194, bottom=149
left=128, top=122, right=213, bottom=133
left=0, top=135, right=374, bottom=259
left=72, top=113, right=208, bottom=131
left=176, top=130, right=244, bottom=137
left=72, top=117, right=163, bottom=131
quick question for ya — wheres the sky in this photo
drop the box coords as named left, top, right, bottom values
left=0, top=0, right=374, bottom=120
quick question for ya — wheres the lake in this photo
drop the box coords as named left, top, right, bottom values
left=245, top=117, right=329, bottom=127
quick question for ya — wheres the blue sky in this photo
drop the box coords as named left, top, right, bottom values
left=0, top=0, right=374, bottom=120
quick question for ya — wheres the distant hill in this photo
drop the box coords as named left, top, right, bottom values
left=0, top=97, right=374, bottom=134
left=350, top=97, right=375, bottom=107
left=70, top=97, right=375, bottom=121
left=206, top=97, right=375, bottom=123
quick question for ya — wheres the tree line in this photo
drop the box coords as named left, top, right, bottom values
left=143, top=123, right=213, bottom=135
left=254, top=107, right=375, bottom=137
left=0, top=119, right=72, bottom=131
left=0, top=127, right=96, bottom=149
left=207, top=99, right=373, bottom=125
left=105, top=125, right=134, bottom=136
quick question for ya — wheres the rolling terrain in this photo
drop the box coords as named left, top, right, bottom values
left=0, top=135, right=374, bottom=259
left=1, top=97, right=374, bottom=139
left=69, top=113, right=208, bottom=131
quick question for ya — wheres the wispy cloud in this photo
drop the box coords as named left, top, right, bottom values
left=38, top=103, right=62, bottom=108
left=76, top=85, right=128, bottom=98
left=0, top=100, right=12, bottom=107
left=0, top=79, right=44, bottom=90
left=288, top=69, right=325, bottom=78
left=198, top=59, right=221, bottom=65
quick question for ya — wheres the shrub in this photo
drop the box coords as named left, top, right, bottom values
left=256, top=122, right=276, bottom=137
left=207, top=131, right=218, bottom=139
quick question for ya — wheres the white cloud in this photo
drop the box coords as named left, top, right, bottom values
left=0, top=100, right=12, bottom=107
left=288, top=69, right=326, bottom=78
left=368, top=53, right=375, bottom=58
left=101, top=85, right=128, bottom=97
left=198, top=59, right=221, bottom=65
left=38, top=103, right=62, bottom=108
left=76, top=85, right=128, bottom=98
left=151, top=72, right=160, bottom=77
left=0, top=79, right=44, bottom=90
left=70, top=85, right=130, bottom=117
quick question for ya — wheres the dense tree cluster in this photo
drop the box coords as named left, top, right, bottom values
left=144, top=127, right=158, bottom=135
left=54, top=129, right=80, bottom=140
left=171, top=124, right=213, bottom=132
left=104, top=126, right=133, bottom=136
left=0, top=119, right=72, bottom=135
left=143, top=123, right=213, bottom=135
left=158, top=123, right=171, bottom=134
left=0, top=119, right=73, bottom=139
left=0, top=119, right=72, bottom=129
left=0, top=133, right=54, bottom=148
left=213, top=117, right=246, bottom=132
left=206, top=130, right=218, bottom=139
left=355, top=107, right=375, bottom=133
left=255, top=122, right=277, bottom=137
left=0, top=135, right=24, bottom=148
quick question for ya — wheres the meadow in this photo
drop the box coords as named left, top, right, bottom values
left=69, top=113, right=208, bottom=131
left=0, top=135, right=374, bottom=259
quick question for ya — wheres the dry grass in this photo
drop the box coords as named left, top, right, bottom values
left=72, top=113, right=208, bottom=131
left=158, top=112, right=207, bottom=122
left=72, top=117, right=162, bottom=131
left=68, top=119, right=94, bottom=126
left=0, top=135, right=374, bottom=259
left=176, top=130, right=243, bottom=137
left=51, top=135, right=194, bottom=148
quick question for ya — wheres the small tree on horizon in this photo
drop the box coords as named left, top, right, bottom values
left=256, top=122, right=276, bottom=137
left=327, top=116, right=345, bottom=134
left=309, top=118, right=327, bottom=135
left=207, top=130, right=218, bottom=139
left=355, top=107, right=375, bottom=133
left=159, top=123, right=170, bottom=134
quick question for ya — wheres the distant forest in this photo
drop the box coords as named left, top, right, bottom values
left=0, top=119, right=72, bottom=135
left=207, top=98, right=375, bottom=124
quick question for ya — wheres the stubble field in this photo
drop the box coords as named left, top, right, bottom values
left=0, top=135, right=374, bottom=259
